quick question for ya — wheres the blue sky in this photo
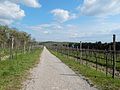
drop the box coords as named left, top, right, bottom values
left=1, top=0, right=120, bottom=42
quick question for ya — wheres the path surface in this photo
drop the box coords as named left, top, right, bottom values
left=22, top=47, right=97, bottom=90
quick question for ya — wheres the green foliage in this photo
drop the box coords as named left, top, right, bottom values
left=0, top=25, right=32, bottom=46
left=0, top=25, right=39, bottom=60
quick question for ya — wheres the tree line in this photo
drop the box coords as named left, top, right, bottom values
left=45, top=40, right=120, bottom=51
left=68, top=41, right=120, bottom=51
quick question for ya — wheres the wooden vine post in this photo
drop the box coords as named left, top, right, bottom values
left=67, top=44, right=69, bottom=57
left=24, top=41, right=26, bottom=54
left=105, top=49, right=108, bottom=76
left=77, top=46, right=78, bottom=61
left=80, top=41, right=82, bottom=63
left=10, top=36, right=14, bottom=59
left=112, top=34, right=116, bottom=78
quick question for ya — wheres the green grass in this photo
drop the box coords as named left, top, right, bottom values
left=0, top=48, right=43, bottom=90
left=51, top=50, right=120, bottom=90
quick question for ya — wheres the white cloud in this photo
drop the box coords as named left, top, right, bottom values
left=78, top=0, right=120, bottom=17
left=70, top=33, right=79, bottom=38
left=24, top=21, right=120, bottom=42
left=29, top=23, right=63, bottom=31
left=0, top=19, right=13, bottom=25
left=0, top=0, right=41, bottom=8
left=51, top=9, right=77, bottom=23
left=68, top=21, right=120, bottom=41
left=0, top=1, right=25, bottom=25
left=0, top=0, right=41, bottom=25
left=43, top=31, right=49, bottom=34
left=22, top=0, right=41, bottom=8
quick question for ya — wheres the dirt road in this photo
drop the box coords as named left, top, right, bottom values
left=22, top=47, right=97, bottom=90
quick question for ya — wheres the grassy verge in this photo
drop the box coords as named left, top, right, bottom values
left=0, top=48, right=43, bottom=90
left=50, top=50, right=120, bottom=90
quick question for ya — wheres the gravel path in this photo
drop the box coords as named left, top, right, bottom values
left=22, top=47, right=97, bottom=90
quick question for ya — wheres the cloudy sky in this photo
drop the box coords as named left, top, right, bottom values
left=0, top=0, right=120, bottom=42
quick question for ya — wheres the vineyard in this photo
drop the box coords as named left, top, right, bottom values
left=47, top=35, right=120, bottom=79
left=0, top=25, right=41, bottom=61
left=0, top=25, right=43, bottom=89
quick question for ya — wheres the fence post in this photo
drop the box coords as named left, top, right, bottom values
left=95, top=51, right=98, bottom=71
left=9, top=36, right=14, bottom=60
left=61, top=46, right=63, bottom=55
left=112, top=34, right=116, bottom=78
left=86, top=46, right=89, bottom=66
left=68, top=45, right=69, bottom=57
left=105, top=50, right=108, bottom=76
left=80, top=41, right=82, bottom=63
left=77, top=46, right=78, bottom=61
left=66, top=45, right=68, bottom=58
left=109, top=45, right=113, bottom=64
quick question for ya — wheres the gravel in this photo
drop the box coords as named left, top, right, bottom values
left=22, top=47, right=97, bottom=90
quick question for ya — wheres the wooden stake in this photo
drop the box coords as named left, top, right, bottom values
left=112, top=34, right=116, bottom=78
left=80, top=41, right=82, bottom=63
